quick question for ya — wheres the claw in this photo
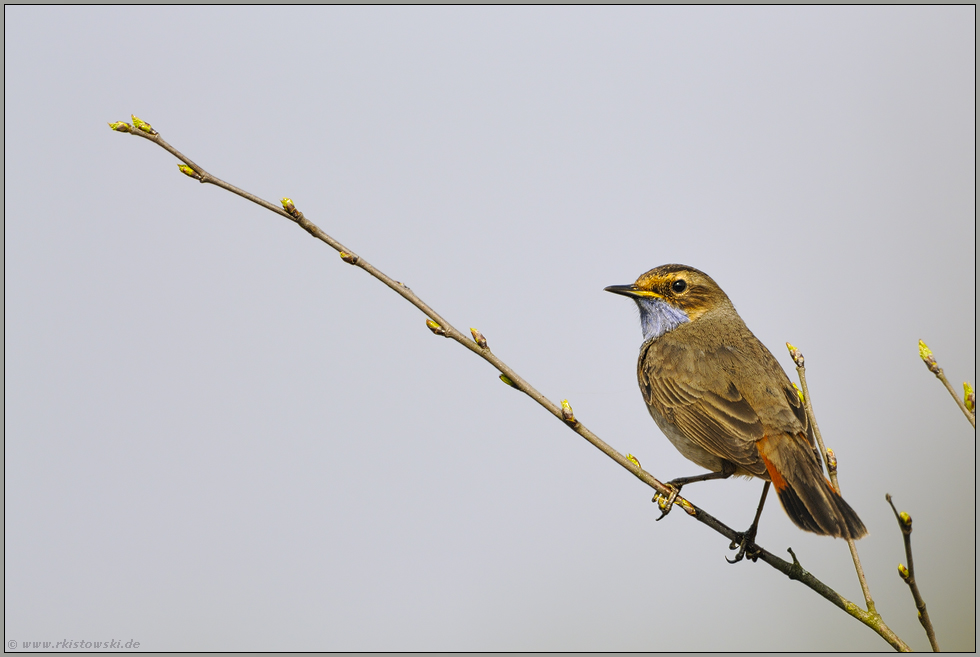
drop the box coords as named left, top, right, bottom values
left=726, top=534, right=749, bottom=563
left=653, top=484, right=681, bottom=521
left=726, top=532, right=761, bottom=564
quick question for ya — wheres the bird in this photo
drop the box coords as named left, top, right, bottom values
left=605, top=264, right=866, bottom=559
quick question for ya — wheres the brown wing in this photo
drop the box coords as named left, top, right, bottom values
left=639, top=333, right=770, bottom=476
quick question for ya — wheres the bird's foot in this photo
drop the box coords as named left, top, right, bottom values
left=726, top=529, right=761, bottom=564
left=653, top=483, right=682, bottom=521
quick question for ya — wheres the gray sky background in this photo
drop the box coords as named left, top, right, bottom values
left=4, top=6, right=975, bottom=652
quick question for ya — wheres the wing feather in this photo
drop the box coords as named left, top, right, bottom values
left=639, top=336, right=774, bottom=475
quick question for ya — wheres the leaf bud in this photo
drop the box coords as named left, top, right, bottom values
left=786, top=342, right=804, bottom=368
left=130, top=115, right=156, bottom=135
left=470, top=328, right=488, bottom=349
left=560, top=399, right=576, bottom=424
left=425, top=319, right=446, bottom=336
left=918, top=340, right=940, bottom=375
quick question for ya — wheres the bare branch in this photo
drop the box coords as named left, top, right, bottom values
left=918, top=340, right=976, bottom=428
left=886, top=494, right=940, bottom=651
left=110, top=117, right=911, bottom=652
left=786, top=343, right=876, bottom=614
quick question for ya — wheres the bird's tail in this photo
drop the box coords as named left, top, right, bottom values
left=756, top=434, right=867, bottom=539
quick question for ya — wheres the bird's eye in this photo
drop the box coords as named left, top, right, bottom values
left=671, top=279, right=687, bottom=293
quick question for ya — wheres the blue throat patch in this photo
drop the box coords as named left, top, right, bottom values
left=635, top=296, right=689, bottom=342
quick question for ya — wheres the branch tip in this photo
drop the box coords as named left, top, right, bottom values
left=887, top=493, right=939, bottom=650
left=917, top=339, right=940, bottom=375
left=786, top=342, right=804, bottom=368
left=130, top=115, right=157, bottom=135
left=470, top=328, right=488, bottom=349
left=917, top=340, right=974, bottom=426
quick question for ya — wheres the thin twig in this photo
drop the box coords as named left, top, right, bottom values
left=886, top=494, right=940, bottom=651
left=786, top=344, right=876, bottom=615
left=685, top=502, right=909, bottom=650
left=110, top=118, right=910, bottom=652
left=918, top=341, right=975, bottom=428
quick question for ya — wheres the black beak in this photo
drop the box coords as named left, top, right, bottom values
left=604, top=284, right=641, bottom=298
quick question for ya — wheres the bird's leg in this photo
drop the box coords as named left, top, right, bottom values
left=653, top=462, right=735, bottom=520
left=727, top=480, right=770, bottom=564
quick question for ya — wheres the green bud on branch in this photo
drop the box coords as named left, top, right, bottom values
left=131, top=115, right=157, bottom=135
left=425, top=319, right=446, bottom=336
left=470, top=328, right=488, bottom=349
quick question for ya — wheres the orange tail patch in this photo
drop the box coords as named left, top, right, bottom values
left=755, top=435, right=867, bottom=539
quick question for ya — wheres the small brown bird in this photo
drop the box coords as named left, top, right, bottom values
left=606, top=265, right=866, bottom=555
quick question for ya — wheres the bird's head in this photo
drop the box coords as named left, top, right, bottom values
left=605, top=264, right=733, bottom=342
